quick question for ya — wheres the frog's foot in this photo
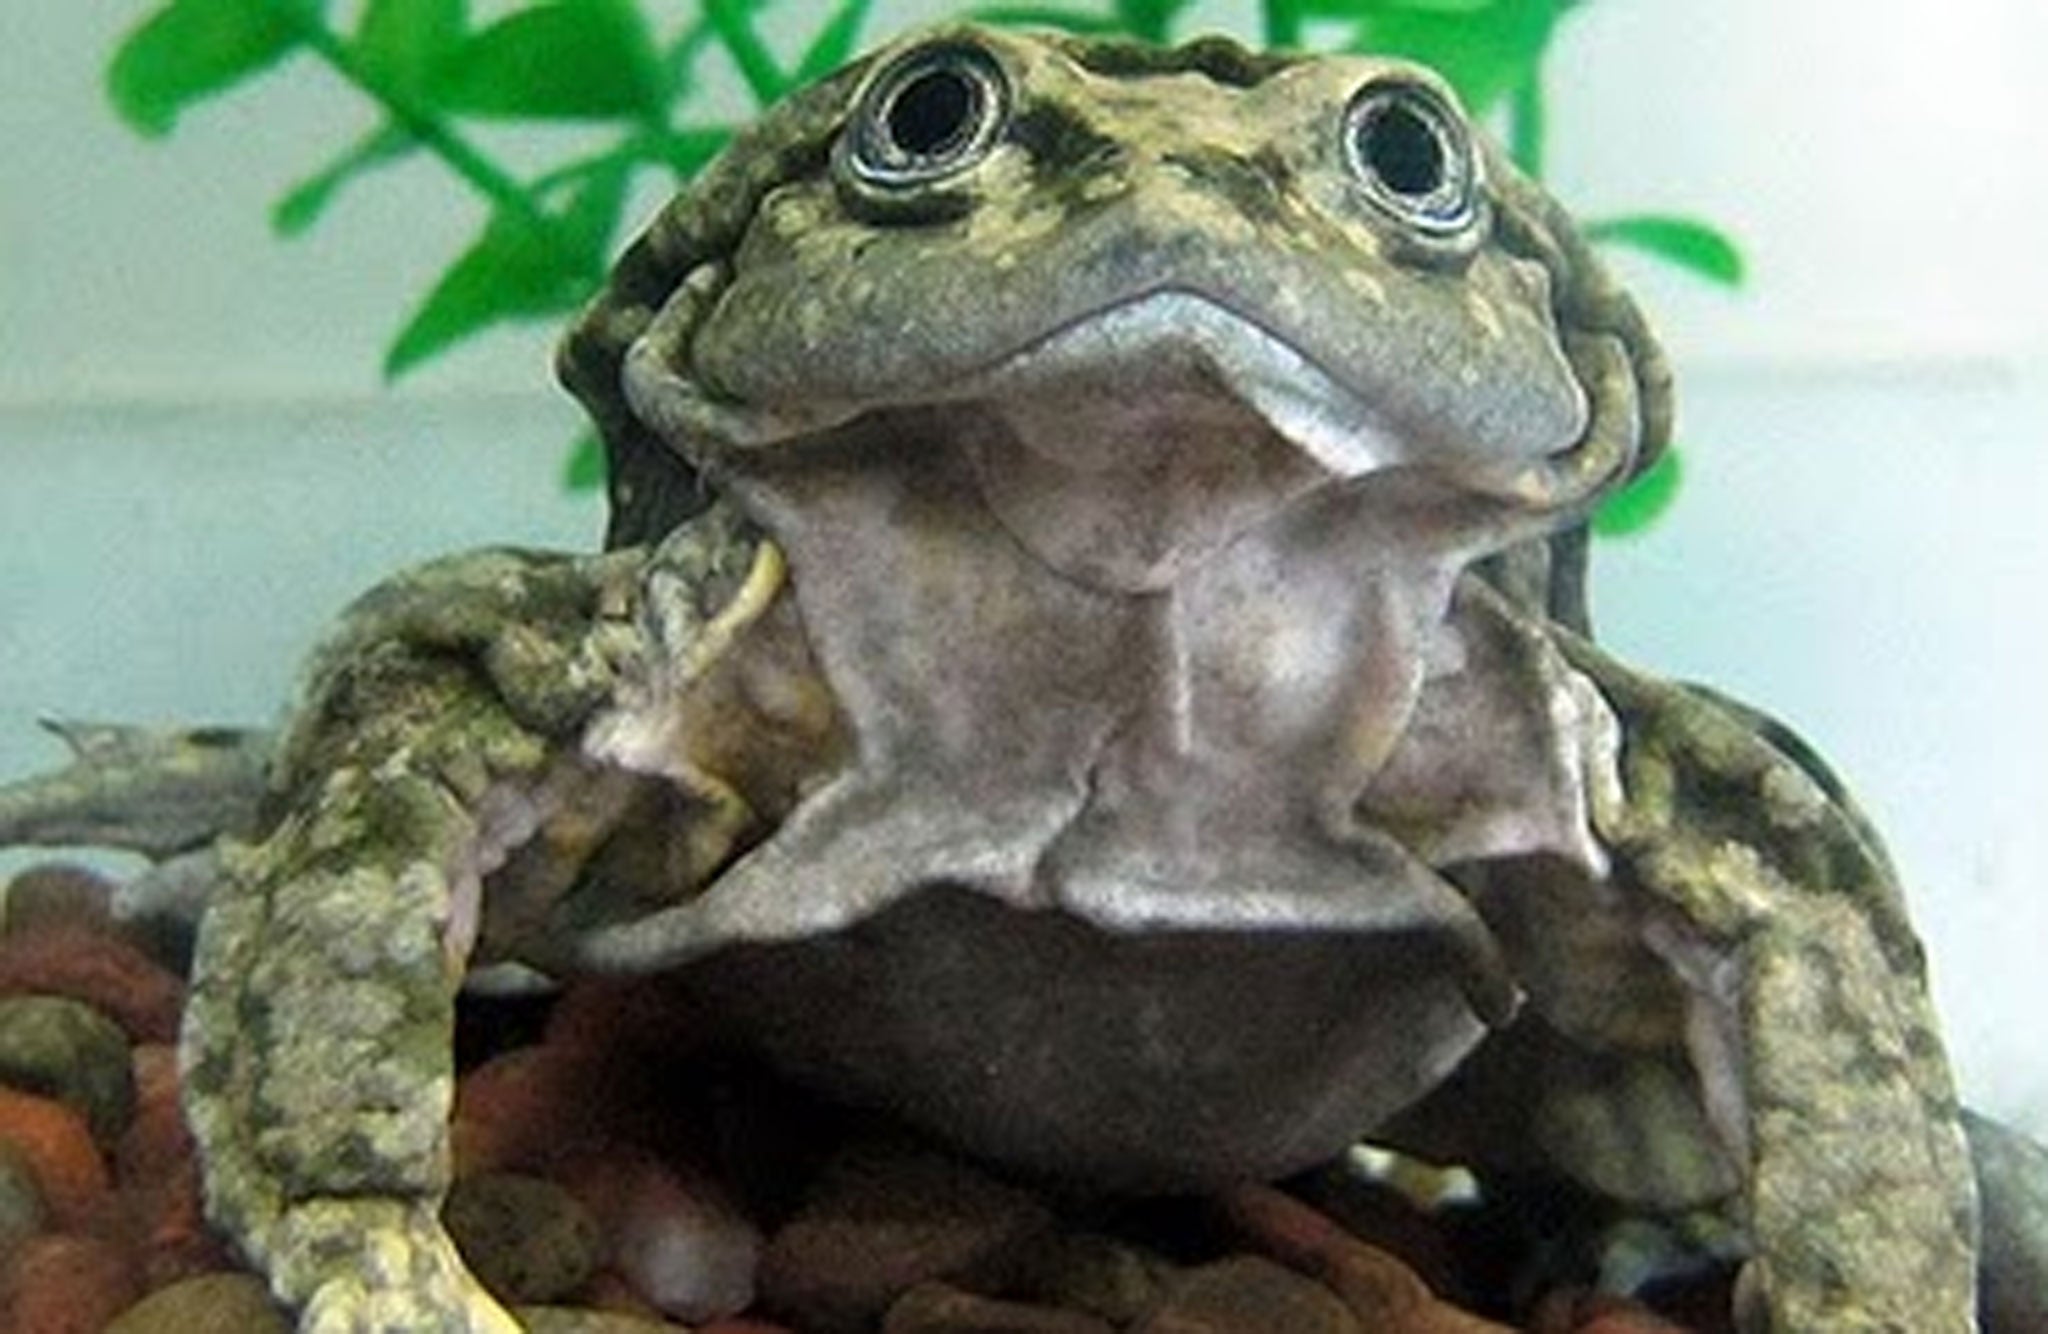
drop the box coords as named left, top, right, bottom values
left=275, top=1198, right=521, bottom=1334
left=0, top=718, right=272, bottom=856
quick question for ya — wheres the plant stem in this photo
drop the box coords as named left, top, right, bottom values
left=705, top=0, right=789, bottom=105
left=1509, top=69, right=1547, bottom=178
left=281, top=7, right=565, bottom=244
left=664, top=14, right=725, bottom=94
left=1263, top=2, right=1302, bottom=50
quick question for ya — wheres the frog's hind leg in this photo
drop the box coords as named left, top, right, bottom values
left=173, top=545, right=649, bottom=1333
left=181, top=755, right=525, bottom=1334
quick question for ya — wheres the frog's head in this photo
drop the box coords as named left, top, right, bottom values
left=561, top=23, right=1669, bottom=603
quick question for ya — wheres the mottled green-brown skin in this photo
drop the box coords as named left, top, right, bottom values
left=179, top=512, right=825, bottom=1333
left=117, top=24, right=1989, bottom=1334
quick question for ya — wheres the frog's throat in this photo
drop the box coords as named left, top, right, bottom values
left=573, top=442, right=1526, bottom=1029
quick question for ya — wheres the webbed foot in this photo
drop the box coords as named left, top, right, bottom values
left=278, top=1199, right=521, bottom=1334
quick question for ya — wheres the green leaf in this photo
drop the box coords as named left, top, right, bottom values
left=1347, top=0, right=1568, bottom=113
left=106, top=0, right=308, bottom=136
left=705, top=0, right=789, bottom=104
left=270, top=123, right=414, bottom=236
left=1305, top=0, right=1495, bottom=12
left=1114, top=0, right=1197, bottom=41
left=436, top=0, right=663, bottom=121
left=970, top=6, right=1125, bottom=35
left=1593, top=446, right=1683, bottom=537
left=1586, top=215, right=1746, bottom=289
left=552, top=159, right=633, bottom=258
left=563, top=431, right=606, bottom=491
left=383, top=209, right=596, bottom=379
left=795, top=0, right=873, bottom=83
left=355, top=0, right=466, bottom=102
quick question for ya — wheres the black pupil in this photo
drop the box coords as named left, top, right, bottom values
left=1360, top=102, right=1445, bottom=196
left=886, top=65, right=979, bottom=159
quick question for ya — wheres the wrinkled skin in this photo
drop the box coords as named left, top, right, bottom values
left=0, top=25, right=1984, bottom=1333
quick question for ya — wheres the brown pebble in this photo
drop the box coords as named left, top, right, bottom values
left=542, top=976, right=710, bottom=1064
left=1527, top=1289, right=1712, bottom=1334
left=103, top=1271, right=289, bottom=1333
left=0, top=1232, right=141, bottom=1334
left=444, top=1171, right=603, bottom=1306
left=124, top=1158, right=236, bottom=1291
left=454, top=1044, right=611, bottom=1178
left=1013, top=1231, right=1172, bottom=1326
left=1220, top=1185, right=1516, bottom=1332
left=698, top=1320, right=798, bottom=1334
left=0, top=927, right=183, bottom=1043
left=1578, top=1309, right=1701, bottom=1333
left=2, top=865, right=116, bottom=938
left=884, top=1280, right=1117, bottom=1333
left=0, top=994, right=138, bottom=1148
left=1287, top=1164, right=1471, bottom=1300
left=511, top=1307, right=691, bottom=1332
left=1134, top=1255, right=1361, bottom=1334
left=757, top=1138, right=1054, bottom=1333
left=115, top=1045, right=189, bottom=1187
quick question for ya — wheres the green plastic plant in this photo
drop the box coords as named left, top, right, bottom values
left=106, top=0, right=1738, bottom=528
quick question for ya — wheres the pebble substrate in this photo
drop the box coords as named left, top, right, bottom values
left=0, top=861, right=1728, bottom=1333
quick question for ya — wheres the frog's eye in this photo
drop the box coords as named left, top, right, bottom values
left=1343, top=80, right=1478, bottom=234
left=846, top=42, right=1010, bottom=187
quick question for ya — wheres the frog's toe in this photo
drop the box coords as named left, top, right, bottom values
left=299, top=1283, right=521, bottom=1334
left=279, top=1199, right=521, bottom=1334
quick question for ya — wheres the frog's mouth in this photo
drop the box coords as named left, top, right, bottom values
left=955, top=288, right=1429, bottom=480
left=951, top=289, right=1439, bottom=594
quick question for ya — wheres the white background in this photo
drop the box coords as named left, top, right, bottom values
left=3, top=0, right=2045, bottom=1135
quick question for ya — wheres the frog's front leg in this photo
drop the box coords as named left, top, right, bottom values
left=1735, top=894, right=1978, bottom=1332
left=179, top=543, right=662, bottom=1333
left=1574, top=650, right=1979, bottom=1333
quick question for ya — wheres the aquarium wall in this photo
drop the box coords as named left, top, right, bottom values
left=3, top=0, right=2045, bottom=1138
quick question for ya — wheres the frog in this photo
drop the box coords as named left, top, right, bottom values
left=0, top=23, right=1986, bottom=1333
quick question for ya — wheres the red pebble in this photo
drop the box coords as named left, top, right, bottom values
left=1530, top=1289, right=1707, bottom=1334
left=543, top=977, right=709, bottom=1062
left=126, top=1166, right=236, bottom=1292
left=0, top=1087, right=113, bottom=1231
left=1221, top=1184, right=1514, bottom=1332
left=453, top=1044, right=612, bottom=1178
left=454, top=982, right=711, bottom=1179
left=1, top=865, right=116, bottom=938
left=0, top=927, right=183, bottom=1043
left=0, top=1232, right=141, bottom=1334
left=115, top=1045, right=191, bottom=1187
